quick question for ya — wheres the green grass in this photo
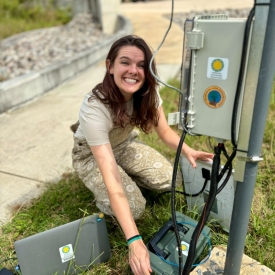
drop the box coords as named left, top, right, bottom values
left=0, top=79, right=275, bottom=274
left=0, top=0, right=71, bottom=39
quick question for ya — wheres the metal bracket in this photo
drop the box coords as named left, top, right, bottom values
left=167, top=112, right=180, bottom=125
left=237, top=156, right=264, bottom=163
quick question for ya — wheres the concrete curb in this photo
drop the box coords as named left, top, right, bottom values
left=0, top=15, right=132, bottom=114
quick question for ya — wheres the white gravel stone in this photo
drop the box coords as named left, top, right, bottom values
left=0, top=13, right=110, bottom=82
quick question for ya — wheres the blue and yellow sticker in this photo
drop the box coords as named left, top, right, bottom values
left=204, top=86, right=226, bottom=108
left=97, top=212, right=104, bottom=222
left=207, top=57, right=229, bottom=80
left=176, top=240, right=190, bottom=256
left=62, top=246, right=70, bottom=253
left=211, top=59, right=224, bottom=72
left=59, top=243, right=75, bottom=263
left=181, top=244, right=188, bottom=251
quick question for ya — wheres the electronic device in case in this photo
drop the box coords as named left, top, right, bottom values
left=147, top=212, right=211, bottom=275
left=169, top=14, right=249, bottom=143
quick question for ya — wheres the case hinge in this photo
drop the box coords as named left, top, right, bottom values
left=186, top=31, right=204, bottom=49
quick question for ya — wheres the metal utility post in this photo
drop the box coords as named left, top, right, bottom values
left=224, top=0, right=275, bottom=274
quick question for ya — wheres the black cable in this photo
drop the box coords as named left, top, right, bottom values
left=157, top=178, right=208, bottom=200
left=217, top=148, right=236, bottom=183
left=182, top=144, right=222, bottom=275
left=151, top=190, right=185, bottom=220
left=217, top=163, right=232, bottom=195
left=231, top=6, right=255, bottom=147
left=216, top=145, right=236, bottom=194
left=170, top=130, right=187, bottom=275
left=183, top=179, right=208, bottom=197
left=151, top=180, right=208, bottom=220
left=217, top=163, right=232, bottom=194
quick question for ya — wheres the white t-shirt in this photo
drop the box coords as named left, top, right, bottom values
left=75, top=91, right=163, bottom=146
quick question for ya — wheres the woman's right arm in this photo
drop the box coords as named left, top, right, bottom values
left=90, top=143, right=152, bottom=275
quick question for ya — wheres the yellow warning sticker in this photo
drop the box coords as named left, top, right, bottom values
left=204, top=86, right=226, bottom=108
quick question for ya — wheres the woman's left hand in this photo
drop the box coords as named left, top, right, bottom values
left=154, top=106, right=214, bottom=168
left=185, top=148, right=214, bottom=168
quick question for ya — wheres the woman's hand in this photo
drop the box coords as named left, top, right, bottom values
left=154, top=107, right=214, bottom=169
left=185, top=148, right=214, bottom=168
left=129, top=239, right=152, bottom=275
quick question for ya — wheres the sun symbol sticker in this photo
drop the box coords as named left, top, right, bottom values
left=59, top=244, right=75, bottom=263
left=207, top=57, right=229, bottom=80
left=62, top=246, right=70, bottom=253
left=211, top=59, right=224, bottom=72
left=176, top=241, right=190, bottom=256
left=181, top=244, right=188, bottom=251
left=204, top=86, right=226, bottom=108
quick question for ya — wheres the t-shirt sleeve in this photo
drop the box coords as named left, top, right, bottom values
left=156, top=88, right=163, bottom=107
left=79, top=96, right=112, bottom=146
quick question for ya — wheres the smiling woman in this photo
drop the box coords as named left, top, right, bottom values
left=107, top=46, right=145, bottom=101
left=70, top=35, right=213, bottom=275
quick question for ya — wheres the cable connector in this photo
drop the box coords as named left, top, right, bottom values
left=202, top=168, right=211, bottom=181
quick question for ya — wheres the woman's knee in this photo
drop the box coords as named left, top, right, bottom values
left=129, top=198, right=146, bottom=220
left=96, top=197, right=146, bottom=220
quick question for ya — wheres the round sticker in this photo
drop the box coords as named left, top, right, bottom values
left=62, top=246, right=70, bottom=253
left=211, top=59, right=224, bottom=72
left=98, top=213, right=104, bottom=219
left=182, top=244, right=188, bottom=251
left=204, top=86, right=226, bottom=108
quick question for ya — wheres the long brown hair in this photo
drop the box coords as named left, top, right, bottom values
left=92, top=35, right=159, bottom=134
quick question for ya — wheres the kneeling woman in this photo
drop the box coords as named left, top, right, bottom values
left=71, top=35, right=213, bottom=275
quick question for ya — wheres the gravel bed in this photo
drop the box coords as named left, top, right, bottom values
left=0, top=14, right=110, bottom=82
